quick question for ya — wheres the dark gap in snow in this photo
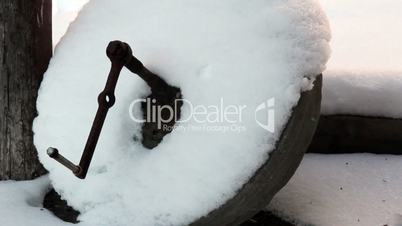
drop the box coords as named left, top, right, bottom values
left=43, top=188, right=80, bottom=224
left=240, top=211, right=295, bottom=226
left=140, top=85, right=182, bottom=149
left=107, top=40, right=184, bottom=150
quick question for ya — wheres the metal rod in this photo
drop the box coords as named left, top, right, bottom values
left=47, top=40, right=181, bottom=179
left=73, top=50, right=124, bottom=179
left=47, top=148, right=81, bottom=174
left=124, top=54, right=169, bottom=92
left=48, top=41, right=138, bottom=179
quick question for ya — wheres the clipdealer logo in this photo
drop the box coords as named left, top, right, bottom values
left=128, top=98, right=275, bottom=133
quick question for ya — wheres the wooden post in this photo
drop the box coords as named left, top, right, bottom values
left=0, top=0, right=52, bottom=180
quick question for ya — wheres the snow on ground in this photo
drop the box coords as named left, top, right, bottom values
left=319, top=0, right=402, bottom=117
left=0, top=176, right=71, bottom=226
left=268, top=154, right=402, bottom=226
left=2, top=155, right=402, bottom=226
left=34, top=0, right=330, bottom=225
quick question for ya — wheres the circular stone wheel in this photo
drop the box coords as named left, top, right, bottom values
left=191, top=75, right=322, bottom=226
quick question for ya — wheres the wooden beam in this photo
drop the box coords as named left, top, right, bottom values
left=0, top=0, right=52, bottom=180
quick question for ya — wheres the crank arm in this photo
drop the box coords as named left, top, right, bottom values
left=48, top=40, right=161, bottom=179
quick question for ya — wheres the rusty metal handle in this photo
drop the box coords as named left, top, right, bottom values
left=48, top=40, right=157, bottom=179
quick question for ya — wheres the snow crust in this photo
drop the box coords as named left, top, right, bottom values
left=319, top=0, right=402, bottom=117
left=268, top=154, right=402, bottom=226
left=34, top=0, right=330, bottom=225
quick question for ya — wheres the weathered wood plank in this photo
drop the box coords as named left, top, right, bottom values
left=0, top=0, right=52, bottom=180
left=308, top=115, right=402, bottom=154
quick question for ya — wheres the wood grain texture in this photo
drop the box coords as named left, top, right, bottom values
left=0, top=0, right=52, bottom=180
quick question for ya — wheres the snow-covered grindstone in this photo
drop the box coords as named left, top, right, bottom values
left=33, top=0, right=330, bottom=225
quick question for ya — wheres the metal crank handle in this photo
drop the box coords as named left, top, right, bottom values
left=47, top=40, right=172, bottom=179
left=47, top=41, right=129, bottom=179
left=47, top=147, right=81, bottom=174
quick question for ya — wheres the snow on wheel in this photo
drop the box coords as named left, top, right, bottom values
left=33, top=0, right=330, bottom=225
